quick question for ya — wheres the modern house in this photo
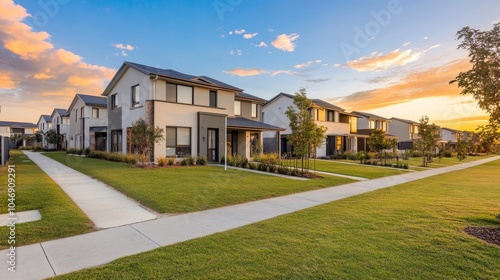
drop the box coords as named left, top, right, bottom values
left=0, top=120, right=38, bottom=147
left=351, top=111, right=396, bottom=152
left=36, top=115, right=53, bottom=149
left=440, top=127, right=463, bottom=148
left=389, top=117, right=420, bottom=150
left=101, top=61, right=283, bottom=162
left=262, top=92, right=359, bottom=157
left=67, top=94, right=108, bottom=150
left=50, top=108, right=70, bottom=150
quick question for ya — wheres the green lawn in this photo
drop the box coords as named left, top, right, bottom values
left=407, top=155, right=492, bottom=168
left=0, top=150, right=94, bottom=249
left=283, top=158, right=410, bottom=179
left=56, top=159, right=500, bottom=279
left=44, top=152, right=354, bottom=213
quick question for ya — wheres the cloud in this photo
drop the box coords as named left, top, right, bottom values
left=0, top=0, right=115, bottom=122
left=272, top=33, right=299, bottom=52
left=234, top=29, right=246, bottom=35
left=332, top=59, right=472, bottom=111
left=229, top=50, right=242, bottom=56
left=269, top=70, right=295, bottom=76
left=228, top=31, right=233, bottom=35
left=402, top=42, right=410, bottom=47
left=113, top=43, right=136, bottom=56
left=243, top=32, right=258, bottom=39
left=303, top=78, right=331, bottom=83
left=223, top=68, right=296, bottom=77
left=258, top=42, right=268, bottom=47
left=294, top=60, right=322, bottom=69
left=346, top=49, right=423, bottom=72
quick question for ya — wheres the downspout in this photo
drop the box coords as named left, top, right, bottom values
left=224, top=116, right=227, bottom=171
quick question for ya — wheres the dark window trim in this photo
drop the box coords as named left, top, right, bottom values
left=209, top=90, right=217, bottom=108
left=165, top=126, right=192, bottom=157
left=166, top=82, right=194, bottom=105
left=111, top=93, right=118, bottom=110
left=92, top=107, right=99, bottom=118
left=131, top=84, right=140, bottom=107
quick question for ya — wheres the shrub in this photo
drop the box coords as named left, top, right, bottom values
left=196, top=155, right=207, bottom=165
left=83, top=147, right=91, bottom=156
left=33, top=146, right=44, bottom=152
left=278, top=164, right=288, bottom=174
left=167, top=157, right=175, bottom=166
left=343, top=151, right=359, bottom=160
left=410, top=150, right=422, bottom=157
left=443, top=150, right=453, bottom=157
left=258, top=162, right=268, bottom=172
left=220, top=156, right=225, bottom=164
left=181, top=155, right=195, bottom=166
left=157, top=156, right=167, bottom=167
left=248, top=162, right=258, bottom=170
left=268, top=164, right=277, bottom=173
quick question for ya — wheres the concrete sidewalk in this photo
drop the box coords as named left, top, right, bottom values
left=2, top=155, right=498, bottom=279
left=22, top=151, right=157, bottom=229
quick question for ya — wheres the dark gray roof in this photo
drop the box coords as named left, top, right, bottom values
left=391, top=117, right=418, bottom=125
left=122, top=61, right=242, bottom=92
left=77, top=94, right=107, bottom=107
left=227, top=117, right=285, bottom=131
left=352, top=111, right=390, bottom=121
left=0, top=121, right=38, bottom=128
left=54, top=108, right=69, bottom=117
left=235, top=92, right=266, bottom=103
left=311, top=99, right=345, bottom=112
left=41, top=115, right=51, bottom=122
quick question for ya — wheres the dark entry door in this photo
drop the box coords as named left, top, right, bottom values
left=207, top=128, right=218, bottom=162
left=95, top=132, right=107, bottom=151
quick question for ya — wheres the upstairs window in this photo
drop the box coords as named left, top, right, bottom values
left=81, top=107, right=84, bottom=118
left=92, top=108, right=99, bottom=118
left=234, top=101, right=241, bottom=115
left=368, top=120, right=376, bottom=129
left=164, top=83, right=193, bottom=104
left=131, top=85, right=140, bottom=107
left=209, top=90, right=217, bottom=108
left=111, top=94, right=118, bottom=109
left=251, top=103, right=257, bottom=118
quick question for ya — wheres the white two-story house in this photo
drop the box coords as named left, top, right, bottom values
left=102, top=61, right=283, bottom=162
left=36, top=114, right=53, bottom=149
left=262, top=92, right=359, bottom=157
left=440, top=127, right=463, bottom=149
left=351, top=111, right=395, bottom=152
left=389, top=117, right=420, bottom=150
left=50, top=108, right=70, bottom=150
left=68, top=94, right=108, bottom=150
left=0, top=121, right=37, bottom=165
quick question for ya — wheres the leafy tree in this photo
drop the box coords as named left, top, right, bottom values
left=415, top=116, right=441, bottom=167
left=450, top=23, right=500, bottom=140
left=455, top=137, right=468, bottom=161
left=129, top=118, right=164, bottom=161
left=367, top=129, right=391, bottom=163
left=8, top=133, right=23, bottom=148
left=285, top=88, right=327, bottom=175
left=46, top=129, right=60, bottom=149
left=250, top=137, right=262, bottom=157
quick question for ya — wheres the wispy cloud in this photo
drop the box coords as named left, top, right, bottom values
left=272, top=33, right=300, bottom=52
left=303, top=78, right=331, bottom=83
left=402, top=42, right=410, bottom=47
left=258, top=41, right=268, bottom=47
left=243, top=32, right=258, bottom=39
left=333, top=59, right=471, bottom=111
left=0, top=0, right=115, bottom=121
left=294, top=60, right=322, bottom=69
left=113, top=43, right=136, bottom=56
left=234, top=29, right=246, bottom=35
left=224, top=68, right=296, bottom=77
left=229, top=50, right=242, bottom=56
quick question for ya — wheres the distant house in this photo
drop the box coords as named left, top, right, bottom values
left=50, top=108, right=70, bottom=150
left=0, top=120, right=38, bottom=146
left=440, top=127, right=464, bottom=148
left=101, top=61, right=283, bottom=162
left=36, top=115, right=53, bottom=148
left=351, top=111, right=396, bottom=152
left=389, top=117, right=420, bottom=150
left=67, top=94, right=108, bottom=150
left=262, top=92, right=359, bottom=157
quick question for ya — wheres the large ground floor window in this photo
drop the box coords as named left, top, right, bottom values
left=165, top=126, right=191, bottom=157
left=111, top=129, right=122, bottom=152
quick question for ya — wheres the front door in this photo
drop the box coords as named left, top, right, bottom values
left=207, top=128, right=218, bottom=162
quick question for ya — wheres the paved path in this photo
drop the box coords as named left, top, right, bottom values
left=2, top=155, right=498, bottom=279
left=22, top=151, right=157, bottom=229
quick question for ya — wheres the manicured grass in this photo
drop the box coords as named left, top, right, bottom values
left=407, top=155, right=492, bottom=168
left=0, top=150, right=94, bottom=249
left=44, top=152, right=354, bottom=213
left=56, top=159, right=500, bottom=279
left=283, top=158, right=410, bottom=179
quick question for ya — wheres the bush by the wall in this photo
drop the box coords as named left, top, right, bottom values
left=196, top=155, right=207, bottom=165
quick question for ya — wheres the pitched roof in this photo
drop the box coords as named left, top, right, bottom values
left=354, top=129, right=397, bottom=138
left=227, top=117, right=285, bottom=131
left=352, top=111, right=390, bottom=121
left=54, top=108, right=69, bottom=117
left=103, top=61, right=242, bottom=96
left=235, top=92, right=266, bottom=103
left=77, top=94, right=107, bottom=107
left=41, top=115, right=52, bottom=122
left=391, top=117, right=418, bottom=125
left=311, top=99, right=345, bottom=112
left=441, top=127, right=462, bottom=133
left=0, top=121, right=38, bottom=128
left=263, top=92, right=295, bottom=106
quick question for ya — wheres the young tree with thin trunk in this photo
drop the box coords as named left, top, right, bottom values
left=367, top=129, right=391, bottom=164
left=129, top=118, right=165, bottom=162
left=415, top=116, right=441, bottom=167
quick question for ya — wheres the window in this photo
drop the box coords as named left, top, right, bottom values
left=131, top=84, right=140, bottom=107
left=316, top=109, right=325, bottom=121
left=111, top=130, right=123, bottom=152
left=164, top=83, right=193, bottom=104
left=81, top=107, right=84, bottom=118
left=349, top=116, right=357, bottom=133
left=251, top=103, right=257, bottom=118
left=63, top=118, right=70, bottom=125
left=111, top=94, right=118, bottom=109
left=92, top=108, right=99, bottom=118
left=336, top=136, right=342, bottom=151
left=165, top=126, right=191, bottom=157
left=57, top=117, right=60, bottom=125
left=369, top=120, right=376, bottom=129
left=177, top=85, right=193, bottom=104
left=75, top=109, right=78, bottom=122
left=209, top=90, right=217, bottom=108
left=234, top=101, right=241, bottom=115
left=382, top=122, right=388, bottom=132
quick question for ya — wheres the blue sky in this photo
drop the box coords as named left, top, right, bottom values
left=1, top=0, right=499, bottom=130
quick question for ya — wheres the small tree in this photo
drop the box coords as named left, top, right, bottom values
left=415, top=116, right=441, bottom=167
left=46, top=129, right=60, bottom=150
left=250, top=137, right=262, bottom=157
left=367, top=129, right=391, bottom=164
left=456, top=137, right=468, bottom=161
left=285, top=88, right=326, bottom=175
left=129, top=118, right=164, bottom=162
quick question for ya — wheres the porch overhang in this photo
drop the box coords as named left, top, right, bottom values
left=227, top=117, right=285, bottom=132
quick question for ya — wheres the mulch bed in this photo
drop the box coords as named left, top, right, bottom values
left=464, top=227, right=500, bottom=247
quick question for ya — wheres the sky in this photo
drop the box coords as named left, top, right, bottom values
left=0, top=0, right=499, bottom=130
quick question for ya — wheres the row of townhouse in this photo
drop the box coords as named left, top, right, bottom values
left=26, top=61, right=478, bottom=162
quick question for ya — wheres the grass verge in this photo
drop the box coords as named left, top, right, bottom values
left=44, top=152, right=354, bottom=213
left=55, top=159, right=500, bottom=279
left=0, top=150, right=94, bottom=249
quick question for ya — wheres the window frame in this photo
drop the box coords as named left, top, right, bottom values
left=234, top=101, right=241, bottom=116
left=111, top=129, right=123, bottom=152
left=165, top=126, right=192, bottom=157
left=131, top=84, right=140, bottom=107
left=165, top=82, right=194, bottom=105
left=251, top=103, right=257, bottom=118
left=209, top=90, right=217, bottom=108
left=92, top=108, right=99, bottom=118
left=111, top=93, right=118, bottom=110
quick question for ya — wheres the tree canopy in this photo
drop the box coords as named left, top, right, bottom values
left=415, top=116, right=441, bottom=167
left=129, top=118, right=164, bottom=160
